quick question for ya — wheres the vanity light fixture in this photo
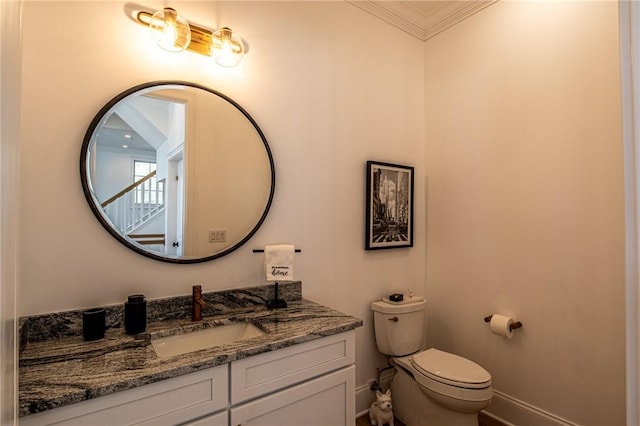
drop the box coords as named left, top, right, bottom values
left=136, top=8, right=245, bottom=67
left=211, top=27, right=245, bottom=67
left=147, top=8, right=191, bottom=52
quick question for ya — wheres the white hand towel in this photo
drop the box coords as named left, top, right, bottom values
left=264, top=244, right=295, bottom=282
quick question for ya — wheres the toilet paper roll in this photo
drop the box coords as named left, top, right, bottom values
left=490, top=314, right=514, bottom=339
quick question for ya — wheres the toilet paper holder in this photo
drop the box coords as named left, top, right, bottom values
left=484, top=315, right=523, bottom=332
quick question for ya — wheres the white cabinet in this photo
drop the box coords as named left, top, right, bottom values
left=231, top=331, right=355, bottom=404
left=19, top=331, right=356, bottom=426
left=230, top=331, right=355, bottom=426
left=230, top=366, right=355, bottom=426
left=20, top=364, right=228, bottom=426
left=182, top=410, right=228, bottom=426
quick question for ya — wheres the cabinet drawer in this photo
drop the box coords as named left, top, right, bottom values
left=20, top=364, right=228, bottom=426
left=230, top=365, right=355, bottom=426
left=231, top=331, right=355, bottom=404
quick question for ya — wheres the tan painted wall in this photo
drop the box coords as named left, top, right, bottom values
left=424, top=1, right=625, bottom=424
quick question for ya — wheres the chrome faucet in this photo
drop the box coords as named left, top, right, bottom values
left=192, top=285, right=207, bottom=322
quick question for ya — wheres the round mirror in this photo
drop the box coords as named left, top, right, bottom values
left=80, top=81, right=275, bottom=264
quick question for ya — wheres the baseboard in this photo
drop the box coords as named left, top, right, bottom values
left=355, top=383, right=372, bottom=419
left=486, top=390, right=579, bottom=426
left=480, top=410, right=516, bottom=426
left=358, top=379, right=576, bottom=426
left=356, top=371, right=395, bottom=415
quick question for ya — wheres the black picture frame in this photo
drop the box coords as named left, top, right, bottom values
left=365, top=161, right=414, bottom=250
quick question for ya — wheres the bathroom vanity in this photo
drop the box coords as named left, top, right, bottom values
left=18, top=283, right=362, bottom=425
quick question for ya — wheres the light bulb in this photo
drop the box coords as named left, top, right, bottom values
left=149, top=8, right=191, bottom=52
left=212, top=27, right=245, bottom=67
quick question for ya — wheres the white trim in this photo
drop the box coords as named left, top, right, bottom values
left=346, top=0, right=498, bottom=41
left=360, top=374, right=577, bottom=425
left=356, top=372, right=395, bottom=415
left=487, top=390, right=579, bottom=426
left=480, top=410, right=516, bottom=426
left=620, top=1, right=640, bottom=425
left=355, top=383, right=372, bottom=419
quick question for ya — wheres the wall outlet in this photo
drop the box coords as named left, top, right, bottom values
left=209, top=229, right=227, bottom=243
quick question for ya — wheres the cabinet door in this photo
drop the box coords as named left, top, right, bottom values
left=230, top=365, right=355, bottom=426
left=231, top=331, right=355, bottom=404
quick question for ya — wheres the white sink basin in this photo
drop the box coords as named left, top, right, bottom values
left=152, top=322, right=266, bottom=358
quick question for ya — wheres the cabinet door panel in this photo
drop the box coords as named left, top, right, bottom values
left=230, top=365, right=355, bottom=426
left=231, top=331, right=355, bottom=404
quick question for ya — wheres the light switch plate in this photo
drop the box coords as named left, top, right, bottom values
left=209, top=229, right=227, bottom=243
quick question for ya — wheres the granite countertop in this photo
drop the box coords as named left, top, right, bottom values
left=19, top=284, right=363, bottom=418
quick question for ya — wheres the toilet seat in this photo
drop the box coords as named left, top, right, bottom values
left=411, top=348, right=492, bottom=389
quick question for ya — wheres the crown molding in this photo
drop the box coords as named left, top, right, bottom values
left=347, top=1, right=498, bottom=41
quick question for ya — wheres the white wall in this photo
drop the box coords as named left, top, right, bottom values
left=94, top=149, right=154, bottom=202
left=424, top=1, right=625, bottom=425
left=18, top=0, right=425, bottom=398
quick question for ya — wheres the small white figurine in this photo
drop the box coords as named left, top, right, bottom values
left=369, top=389, right=394, bottom=426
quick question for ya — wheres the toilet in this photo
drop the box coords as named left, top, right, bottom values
left=371, top=296, right=492, bottom=426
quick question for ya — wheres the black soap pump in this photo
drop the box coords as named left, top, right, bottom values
left=124, top=294, right=147, bottom=335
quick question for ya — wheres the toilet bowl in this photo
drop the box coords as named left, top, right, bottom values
left=397, top=349, right=492, bottom=409
left=371, top=297, right=492, bottom=426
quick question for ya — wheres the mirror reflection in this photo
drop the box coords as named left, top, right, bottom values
left=81, top=82, right=275, bottom=263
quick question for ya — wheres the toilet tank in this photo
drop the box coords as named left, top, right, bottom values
left=371, top=298, right=427, bottom=356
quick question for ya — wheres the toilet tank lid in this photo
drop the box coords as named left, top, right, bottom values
left=371, top=298, right=426, bottom=314
left=412, top=348, right=491, bottom=386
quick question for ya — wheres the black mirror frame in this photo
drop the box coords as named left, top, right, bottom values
left=80, top=81, right=275, bottom=264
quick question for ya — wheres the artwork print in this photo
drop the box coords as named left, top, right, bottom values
left=365, top=161, right=414, bottom=250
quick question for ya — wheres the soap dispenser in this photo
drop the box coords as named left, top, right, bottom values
left=124, top=294, right=147, bottom=334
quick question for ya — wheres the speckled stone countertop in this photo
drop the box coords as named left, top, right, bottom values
left=18, top=282, right=363, bottom=417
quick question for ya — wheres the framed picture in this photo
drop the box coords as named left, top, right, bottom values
left=365, top=161, right=414, bottom=250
